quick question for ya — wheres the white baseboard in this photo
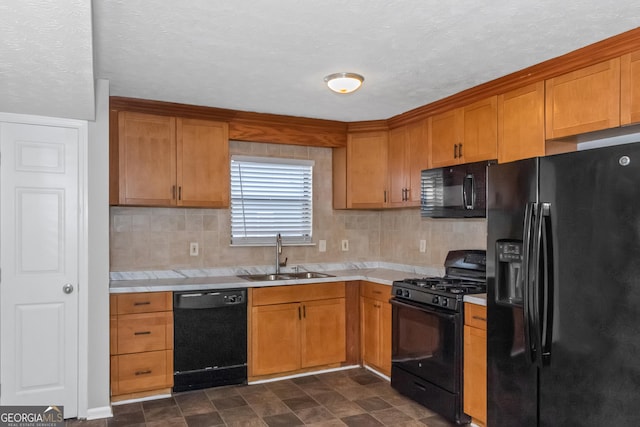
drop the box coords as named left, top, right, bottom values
left=363, top=364, right=390, bottom=381
left=248, top=365, right=361, bottom=385
left=85, top=406, right=113, bottom=420
left=111, top=393, right=172, bottom=406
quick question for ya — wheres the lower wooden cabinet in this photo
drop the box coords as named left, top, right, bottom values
left=360, top=281, right=392, bottom=376
left=250, top=282, right=346, bottom=378
left=110, top=292, right=173, bottom=400
left=464, top=302, right=487, bottom=426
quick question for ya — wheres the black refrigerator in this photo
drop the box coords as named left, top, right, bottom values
left=487, top=142, right=640, bottom=426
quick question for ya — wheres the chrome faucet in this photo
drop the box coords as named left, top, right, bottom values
left=275, top=233, right=287, bottom=274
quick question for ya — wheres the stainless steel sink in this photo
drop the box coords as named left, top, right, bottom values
left=237, top=272, right=334, bottom=281
left=288, top=271, right=334, bottom=279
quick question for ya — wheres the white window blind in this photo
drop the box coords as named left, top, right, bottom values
left=230, top=155, right=314, bottom=246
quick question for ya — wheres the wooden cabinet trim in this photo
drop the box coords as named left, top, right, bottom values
left=111, top=29, right=640, bottom=147
left=390, top=27, right=640, bottom=127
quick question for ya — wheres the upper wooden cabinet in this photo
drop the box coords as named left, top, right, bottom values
left=177, top=118, right=230, bottom=207
left=388, top=119, right=429, bottom=207
left=498, top=82, right=546, bottom=163
left=333, top=130, right=388, bottom=209
left=116, top=112, right=176, bottom=206
left=621, top=50, right=640, bottom=126
left=545, top=58, right=621, bottom=139
left=429, top=96, right=497, bottom=168
left=113, top=111, right=229, bottom=207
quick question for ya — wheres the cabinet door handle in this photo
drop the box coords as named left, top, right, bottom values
left=298, top=306, right=302, bottom=320
left=178, top=186, right=182, bottom=201
left=384, top=190, right=387, bottom=203
left=172, top=185, right=176, bottom=199
left=454, top=144, right=458, bottom=158
left=135, top=370, right=152, bottom=376
left=459, top=143, right=463, bottom=158
left=303, top=305, right=306, bottom=318
left=134, top=331, right=152, bottom=336
left=133, top=301, right=151, bottom=306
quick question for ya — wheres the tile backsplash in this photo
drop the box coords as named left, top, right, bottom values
left=110, top=141, right=486, bottom=271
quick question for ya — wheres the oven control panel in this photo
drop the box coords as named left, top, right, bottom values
left=392, top=285, right=461, bottom=311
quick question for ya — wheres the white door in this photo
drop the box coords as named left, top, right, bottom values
left=0, top=121, right=79, bottom=416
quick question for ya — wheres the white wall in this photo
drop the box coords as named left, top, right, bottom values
left=85, top=79, right=111, bottom=418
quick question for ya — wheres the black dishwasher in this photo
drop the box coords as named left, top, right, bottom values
left=173, top=289, right=247, bottom=392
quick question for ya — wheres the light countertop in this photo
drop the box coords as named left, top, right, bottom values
left=464, top=293, right=487, bottom=306
left=109, top=262, right=444, bottom=294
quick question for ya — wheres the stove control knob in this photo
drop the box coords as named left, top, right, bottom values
left=441, top=298, right=448, bottom=307
left=403, top=290, right=410, bottom=298
left=395, top=289, right=403, bottom=296
left=432, top=296, right=439, bottom=305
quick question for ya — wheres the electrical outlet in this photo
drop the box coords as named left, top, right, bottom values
left=319, top=240, right=327, bottom=252
left=419, top=239, right=426, bottom=253
left=341, top=239, right=349, bottom=251
left=190, top=242, right=199, bottom=256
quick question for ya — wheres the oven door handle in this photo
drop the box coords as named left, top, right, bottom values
left=390, top=298, right=458, bottom=321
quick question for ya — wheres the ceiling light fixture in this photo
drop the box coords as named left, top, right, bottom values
left=324, top=72, right=364, bottom=94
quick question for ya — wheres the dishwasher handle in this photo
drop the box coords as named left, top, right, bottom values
left=174, top=289, right=246, bottom=309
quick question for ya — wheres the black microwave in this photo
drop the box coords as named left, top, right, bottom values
left=420, top=160, right=494, bottom=218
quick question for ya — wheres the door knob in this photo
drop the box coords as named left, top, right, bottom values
left=63, top=283, right=74, bottom=294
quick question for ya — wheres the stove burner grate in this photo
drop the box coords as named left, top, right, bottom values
left=401, top=277, right=485, bottom=294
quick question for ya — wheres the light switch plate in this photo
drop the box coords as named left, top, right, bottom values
left=319, top=240, right=327, bottom=252
left=341, top=240, right=349, bottom=251
left=419, top=239, right=426, bottom=253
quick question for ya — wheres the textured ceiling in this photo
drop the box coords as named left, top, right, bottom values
left=0, top=0, right=95, bottom=120
left=2, top=1, right=640, bottom=122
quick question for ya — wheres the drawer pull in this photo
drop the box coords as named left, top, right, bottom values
left=472, top=315, right=487, bottom=322
left=372, top=290, right=382, bottom=294
left=135, top=370, right=152, bottom=376
left=134, top=331, right=152, bottom=335
left=133, top=301, right=151, bottom=306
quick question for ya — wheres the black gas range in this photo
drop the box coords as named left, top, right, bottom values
left=390, top=250, right=486, bottom=425
left=392, top=250, right=487, bottom=312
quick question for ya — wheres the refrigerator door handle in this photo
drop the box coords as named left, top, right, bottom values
left=531, top=202, right=546, bottom=368
left=462, top=173, right=474, bottom=210
left=522, top=202, right=537, bottom=365
left=539, top=202, right=554, bottom=366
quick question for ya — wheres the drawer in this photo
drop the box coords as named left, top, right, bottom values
left=111, top=350, right=173, bottom=395
left=114, top=292, right=173, bottom=314
left=465, top=303, right=487, bottom=330
left=360, top=281, right=391, bottom=302
left=116, top=312, right=173, bottom=354
left=252, top=282, right=345, bottom=306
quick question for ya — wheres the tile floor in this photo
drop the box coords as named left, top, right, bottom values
left=66, top=368, right=457, bottom=427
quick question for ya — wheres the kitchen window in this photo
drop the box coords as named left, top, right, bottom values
left=230, top=155, right=313, bottom=246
